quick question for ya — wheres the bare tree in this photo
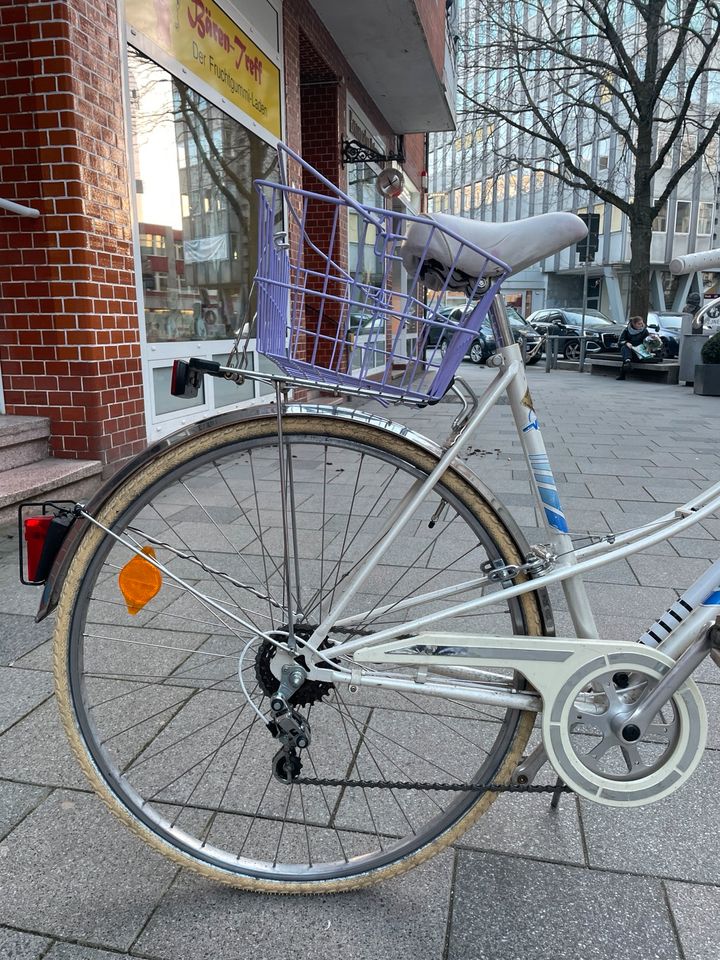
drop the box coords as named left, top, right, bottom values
left=458, top=0, right=720, bottom=317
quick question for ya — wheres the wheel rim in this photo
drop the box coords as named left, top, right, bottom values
left=564, top=341, right=580, bottom=360
left=61, top=424, right=539, bottom=884
left=469, top=342, right=483, bottom=363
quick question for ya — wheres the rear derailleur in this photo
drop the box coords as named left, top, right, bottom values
left=266, top=665, right=311, bottom=785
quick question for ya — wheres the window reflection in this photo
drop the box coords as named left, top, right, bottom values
left=347, top=163, right=388, bottom=368
left=129, top=47, right=278, bottom=344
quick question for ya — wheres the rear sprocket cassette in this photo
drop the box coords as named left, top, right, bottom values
left=254, top=636, right=334, bottom=708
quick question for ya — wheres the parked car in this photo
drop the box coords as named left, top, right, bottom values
left=424, top=304, right=543, bottom=364
left=647, top=312, right=681, bottom=358
left=525, top=308, right=618, bottom=361
left=599, top=312, right=681, bottom=359
left=349, top=311, right=384, bottom=336
left=507, top=312, right=544, bottom=364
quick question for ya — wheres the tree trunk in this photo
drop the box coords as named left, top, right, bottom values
left=627, top=210, right=653, bottom=321
left=627, top=97, right=655, bottom=322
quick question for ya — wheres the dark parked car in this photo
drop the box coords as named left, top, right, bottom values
left=423, top=304, right=542, bottom=364
left=647, top=312, right=681, bottom=358
left=599, top=312, right=681, bottom=359
left=525, top=308, right=618, bottom=361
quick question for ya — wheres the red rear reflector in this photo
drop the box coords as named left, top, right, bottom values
left=24, top=515, right=53, bottom=582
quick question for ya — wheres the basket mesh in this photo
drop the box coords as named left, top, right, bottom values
left=253, top=146, right=510, bottom=403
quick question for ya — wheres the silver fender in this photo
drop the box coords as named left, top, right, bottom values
left=37, top=402, right=554, bottom=635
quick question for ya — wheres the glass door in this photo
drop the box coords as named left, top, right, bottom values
left=128, top=47, right=279, bottom=438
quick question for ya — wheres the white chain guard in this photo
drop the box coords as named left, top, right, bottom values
left=353, top=633, right=707, bottom=806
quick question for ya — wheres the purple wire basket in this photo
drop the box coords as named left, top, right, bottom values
left=253, top=144, right=510, bottom=403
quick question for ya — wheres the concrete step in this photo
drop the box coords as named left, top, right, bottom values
left=0, top=415, right=51, bottom=469
left=0, top=457, right=103, bottom=526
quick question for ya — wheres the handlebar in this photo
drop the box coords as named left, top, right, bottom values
left=669, top=248, right=720, bottom=275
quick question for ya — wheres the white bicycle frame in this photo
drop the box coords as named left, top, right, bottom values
left=75, top=293, right=720, bottom=804
left=294, top=296, right=720, bottom=714
left=80, top=293, right=720, bottom=720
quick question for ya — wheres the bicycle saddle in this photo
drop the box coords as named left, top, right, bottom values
left=401, top=211, right=588, bottom=290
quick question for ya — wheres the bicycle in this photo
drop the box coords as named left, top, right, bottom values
left=21, top=144, right=720, bottom=894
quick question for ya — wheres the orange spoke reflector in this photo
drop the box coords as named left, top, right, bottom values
left=118, top=546, right=162, bottom=615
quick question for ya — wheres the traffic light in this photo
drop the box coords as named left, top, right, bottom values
left=576, top=212, right=600, bottom=261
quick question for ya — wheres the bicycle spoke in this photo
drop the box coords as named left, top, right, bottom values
left=60, top=423, right=539, bottom=885
left=330, top=693, right=428, bottom=830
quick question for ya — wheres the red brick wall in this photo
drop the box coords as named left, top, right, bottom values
left=403, top=134, right=427, bottom=196
left=299, top=78, right=348, bottom=370
left=415, top=0, right=447, bottom=77
left=0, top=0, right=145, bottom=467
left=282, top=2, right=433, bottom=377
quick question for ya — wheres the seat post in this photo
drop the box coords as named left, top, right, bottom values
left=489, top=294, right=515, bottom=349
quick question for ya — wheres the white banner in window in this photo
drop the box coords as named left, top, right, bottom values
left=183, top=235, right=228, bottom=263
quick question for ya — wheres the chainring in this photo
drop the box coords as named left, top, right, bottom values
left=542, top=648, right=707, bottom=806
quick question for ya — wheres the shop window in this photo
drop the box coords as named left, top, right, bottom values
left=597, top=138, right=610, bottom=175
left=680, top=132, right=696, bottom=166
left=675, top=200, right=692, bottom=234
left=347, top=162, right=387, bottom=373
left=128, top=47, right=278, bottom=345
left=652, top=202, right=667, bottom=232
left=212, top=353, right=255, bottom=406
left=153, top=365, right=204, bottom=416
left=580, top=143, right=593, bottom=172
left=697, top=202, right=713, bottom=235
left=655, top=130, right=672, bottom=168
left=593, top=202, right=604, bottom=232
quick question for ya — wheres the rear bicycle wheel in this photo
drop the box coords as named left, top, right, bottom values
left=54, top=413, right=549, bottom=892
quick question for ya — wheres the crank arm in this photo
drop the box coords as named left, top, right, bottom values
left=511, top=743, right=549, bottom=786
left=623, top=620, right=717, bottom=737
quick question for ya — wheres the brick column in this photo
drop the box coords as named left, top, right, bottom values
left=0, top=0, right=145, bottom=467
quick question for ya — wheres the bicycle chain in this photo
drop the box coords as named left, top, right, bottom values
left=294, top=775, right=572, bottom=794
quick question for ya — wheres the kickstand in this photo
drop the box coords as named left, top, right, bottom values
left=550, top=777, right=566, bottom=811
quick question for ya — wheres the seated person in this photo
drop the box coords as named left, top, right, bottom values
left=617, top=315, right=650, bottom=380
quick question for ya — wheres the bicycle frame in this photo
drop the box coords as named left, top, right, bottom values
left=62, top=297, right=720, bottom=718
left=295, top=296, right=720, bottom=707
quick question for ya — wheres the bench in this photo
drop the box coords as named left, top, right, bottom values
left=588, top=358, right=680, bottom=384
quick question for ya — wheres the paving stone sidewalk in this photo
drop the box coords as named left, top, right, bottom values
left=0, top=366, right=718, bottom=960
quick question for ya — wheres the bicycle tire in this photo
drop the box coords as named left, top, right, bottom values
left=54, top=413, right=550, bottom=893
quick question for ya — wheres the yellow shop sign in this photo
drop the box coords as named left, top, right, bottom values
left=125, top=0, right=281, bottom=138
